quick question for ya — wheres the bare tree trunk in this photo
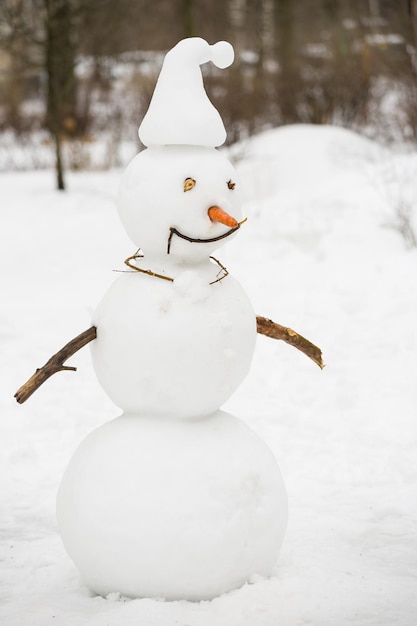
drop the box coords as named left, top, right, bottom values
left=54, top=131, right=65, bottom=190
left=229, top=0, right=247, bottom=53
left=408, top=0, right=417, bottom=47
left=259, top=0, right=275, bottom=67
left=275, top=0, right=297, bottom=123
left=368, top=0, right=381, bottom=22
left=6, top=55, right=24, bottom=131
left=182, top=0, right=195, bottom=37
left=44, top=0, right=77, bottom=190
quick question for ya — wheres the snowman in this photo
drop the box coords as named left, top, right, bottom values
left=15, top=38, right=323, bottom=601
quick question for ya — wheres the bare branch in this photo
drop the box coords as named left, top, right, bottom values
left=256, top=316, right=325, bottom=369
left=14, top=326, right=97, bottom=404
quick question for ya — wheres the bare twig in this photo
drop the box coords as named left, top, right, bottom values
left=14, top=326, right=97, bottom=404
left=124, top=254, right=174, bottom=282
left=14, top=316, right=323, bottom=405
left=167, top=218, right=247, bottom=254
left=256, top=316, right=324, bottom=369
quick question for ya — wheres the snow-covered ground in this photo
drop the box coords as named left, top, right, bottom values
left=1, top=124, right=417, bottom=625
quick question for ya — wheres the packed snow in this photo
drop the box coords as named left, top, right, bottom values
left=1, top=123, right=417, bottom=624
left=57, top=411, right=287, bottom=601
left=105, top=143, right=254, bottom=417
left=58, top=37, right=289, bottom=602
left=139, top=38, right=234, bottom=147
left=91, top=268, right=256, bottom=417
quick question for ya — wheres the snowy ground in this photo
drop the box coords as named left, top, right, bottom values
left=1, top=124, right=417, bottom=625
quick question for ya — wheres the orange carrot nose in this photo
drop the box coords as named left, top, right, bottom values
left=208, top=206, right=238, bottom=228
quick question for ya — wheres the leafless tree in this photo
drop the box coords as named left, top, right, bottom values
left=1, top=0, right=417, bottom=178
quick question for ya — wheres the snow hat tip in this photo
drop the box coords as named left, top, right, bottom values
left=139, top=37, right=234, bottom=148
left=210, top=40, right=234, bottom=69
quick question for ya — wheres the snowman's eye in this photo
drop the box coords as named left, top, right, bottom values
left=184, top=178, right=196, bottom=192
left=227, top=180, right=236, bottom=190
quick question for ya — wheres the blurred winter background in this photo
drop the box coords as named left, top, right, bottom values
left=1, top=0, right=417, bottom=181
left=1, top=2, right=417, bottom=625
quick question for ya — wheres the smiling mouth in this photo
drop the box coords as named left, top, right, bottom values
left=167, top=218, right=247, bottom=255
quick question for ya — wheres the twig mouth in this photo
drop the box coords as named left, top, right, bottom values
left=167, top=218, right=247, bottom=254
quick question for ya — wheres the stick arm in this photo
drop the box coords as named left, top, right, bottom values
left=15, top=318, right=323, bottom=404
left=256, top=316, right=325, bottom=369
left=14, top=326, right=97, bottom=404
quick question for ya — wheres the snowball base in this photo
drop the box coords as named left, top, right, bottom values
left=57, top=411, right=287, bottom=601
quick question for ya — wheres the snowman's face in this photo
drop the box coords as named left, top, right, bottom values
left=117, top=146, right=243, bottom=263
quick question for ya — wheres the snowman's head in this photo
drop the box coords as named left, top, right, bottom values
left=118, top=145, right=243, bottom=264
left=117, top=38, right=241, bottom=265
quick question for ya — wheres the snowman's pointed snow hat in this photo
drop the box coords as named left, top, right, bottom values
left=139, top=38, right=234, bottom=148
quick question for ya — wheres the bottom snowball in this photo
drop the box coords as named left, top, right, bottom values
left=56, top=410, right=288, bottom=601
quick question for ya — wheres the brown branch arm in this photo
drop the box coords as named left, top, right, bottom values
left=256, top=316, right=325, bottom=369
left=14, top=326, right=97, bottom=404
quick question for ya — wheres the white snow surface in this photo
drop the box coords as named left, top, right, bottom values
left=1, top=124, right=417, bottom=624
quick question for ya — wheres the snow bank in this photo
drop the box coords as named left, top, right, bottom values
left=1, top=125, right=417, bottom=625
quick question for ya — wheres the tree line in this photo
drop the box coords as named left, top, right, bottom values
left=0, top=0, right=416, bottom=189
